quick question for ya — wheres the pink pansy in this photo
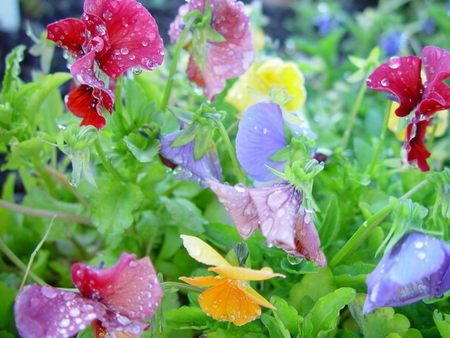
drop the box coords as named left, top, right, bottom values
left=366, top=46, right=450, bottom=171
left=14, top=253, right=162, bottom=338
left=207, top=180, right=327, bottom=267
left=168, top=0, right=254, bottom=100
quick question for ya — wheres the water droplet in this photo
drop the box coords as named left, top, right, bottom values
left=414, top=241, right=424, bottom=249
left=41, top=286, right=58, bottom=298
left=263, top=128, right=268, bottom=135
left=234, top=184, right=246, bottom=193
left=60, top=319, right=71, bottom=328
left=388, top=56, right=400, bottom=69
left=142, top=40, right=149, bottom=47
left=417, top=251, right=426, bottom=260
left=69, top=308, right=81, bottom=317
left=120, top=47, right=129, bottom=55
left=132, top=66, right=142, bottom=75
left=381, top=78, right=389, bottom=86
left=96, top=24, right=106, bottom=36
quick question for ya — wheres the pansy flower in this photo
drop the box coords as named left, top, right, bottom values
left=363, top=231, right=450, bottom=314
left=366, top=46, right=450, bottom=171
left=14, top=253, right=162, bottom=338
left=47, top=0, right=164, bottom=128
left=207, top=180, right=327, bottom=268
left=168, top=0, right=254, bottom=101
left=179, top=235, right=285, bottom=326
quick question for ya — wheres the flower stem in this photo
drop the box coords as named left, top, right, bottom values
left=159, top=14, right=200, bottom=112
left=329, top=178, right=429, bottom=268
left=366, top=101, right=391, bottom=176
left=0, top=199, right=93, bottom=226
left=0, top=238, right=47, bottom=286
left=213, top=117, right=246, bottom=183
left=94, top=138, right=127, bottom=182
left=341, top=76, right=369, bottom=150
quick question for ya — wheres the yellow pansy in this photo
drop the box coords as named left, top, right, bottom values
left=388, top=101, right=448, bottom=140
left=179, top=235, right=285, bottom=326
left=225, top=58, right=306, bottom=113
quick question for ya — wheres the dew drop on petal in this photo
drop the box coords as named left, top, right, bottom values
left=417, top=251, right=426, bottom=260
left=414, top=241, right=424, bottom=249
left=132, top=66, right=142, bottom=75
left=388, top=56, right=400, bottom=69
left=120, top=47, right=129, bottom=55
left=40, top=286, right=58, bottom=299
left=381, top=78, right=389, bottom=86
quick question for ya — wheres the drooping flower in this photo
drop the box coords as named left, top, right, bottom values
left=363, top=231, right=450, bottom=314
left=207, top=180, right=327, bottom=267
left=15, top=253, right=162, bottom=338
left=179, top=235, right=285, bottom=326
left=225, top=58, right=306, bottom=114
left=168, top=0, right=254, bottom=101
left=47, top=0, right=164, bottom=128
left=366, top=46, right=450, bottom=171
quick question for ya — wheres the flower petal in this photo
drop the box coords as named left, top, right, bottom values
left=422, top=46, right=450, bottom=89
left=84, top=0, right=164, bottom=79
left=404, top=119, right=431, bottom=171
left=180, top=235, right=231, bottom=267
left=366, top=55, right=423, bottom=117
left=236, top=102, right=288, bottom=182
left=209, top=266, right=285, bottom=281
left=207, top=180, right=259, bottom=239
left=198, top=279, right=264, bottom=326
left=179, top=275, right=223, bottom=287
left=72, top=253, right=162, bottom=320
left=97, top=310, right=150, bottom=337
left=47, top=18, right=87, bottom=59
left=14, top=285, right=105, bottom=338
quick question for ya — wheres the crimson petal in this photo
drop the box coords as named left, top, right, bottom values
left=404, top=119, right=432, bottom=172
left=422, top=46, right=450, bottom=88
left=71, top=253, right=162, bottom=320
left=367, top=55, right=423, bottom=117
left=14, top=285, right=105, bottom=338
left=47, top=18, right=88, bottom=59
left=84, top=0, right=164, bottom=79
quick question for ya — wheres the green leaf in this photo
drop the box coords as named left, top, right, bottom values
left=164, top=306, right=209, bottom=330
left=0, top=282, right=16, bottom=330
left=168, top=106, right=194, bottom=125
left=172, top=123, right=200, bottom=147
left=1, top=45, right=26, bottom=103
left=318, top=194, right=340, bottom=249
left=91, top=183, right=143, bottom=234
left=434, top=310, right=450, bottom=338
left=163, top=197, right=205, bottom=235
left=123, top=132, right=160, bottom=163
left=308, top=287, right=356, bottom=337
left=261, top=313, right=291, bottom=338
left=270, top=296, right=303, bottom=336
left=193, top=124, right=214, bottom=161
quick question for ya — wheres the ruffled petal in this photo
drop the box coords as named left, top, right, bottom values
left=180, top=235, right=231, bottom=267
left=71, top=253, right=162, bottom=320
left=366, top=55, right=423, bottom=117
left=422, top=46, right=450, bottom=89
left=207, top=180, right=259, bottom=239
left=179, top=276, right=223, bottom=287
left=236, top=102, right=288, bottom=182
left=84, top=0, right=164, bottom=79
left=46, top=18, right=88, bottom=59
left=14, top=285, right=105, bottom=338
left=160, top=132, right=223, bottom=183
left=70, top=50, right=104, bottom=88
left=209, top=266, right=285, bottom=281
left=198, top=278, right=263, bottom=326
left=97, top=310, right=150, bottom=337
left=404, top=119, right=431, bottom=171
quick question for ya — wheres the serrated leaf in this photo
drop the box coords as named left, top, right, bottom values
left=308, top=287, right=356, bottom=337
left=261, top=313, right=291, bottom=338
left=271, top=296, right=303, bottom=336
left=1, top=45, right=26, bottom=102
left=123, top=132, right=160, bottom=163
left=434, top=310, right=450, bottom=338
left=91, top=183, right=143, bottom=234
left=164, top=306, right=209, bottom=330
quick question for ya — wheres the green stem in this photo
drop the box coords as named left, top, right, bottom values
left=114, top=75, right=124, bottom=117
left=162, top=281, right=204, bottom=293
left=159, top=14, right=201, bottom=112
left=0, top=199, right=93, bottom=226
left=94, top=138, right=127, bottom=182
left=0, top=238, right=47, bottom=286
left=329, top=178, right=428, bottom=268
left=33, top=159, right=57, bottom=198
left=366, top=101, right=391, bottom=176
left=213, top=117, right=246, bottom=184
left=341, top=76, right=369, bottom=150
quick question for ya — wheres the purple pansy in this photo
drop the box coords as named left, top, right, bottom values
left=160, top=130, right=223, bottom=184
left=363, top=232, right=450, bottom=314
left=367, top=46, right=450, bottom=171
left=15, top=253, right=162, bottom=338
left=168, top=0, right=254, bottom=101
left=208, top=180, right=327, bottom=267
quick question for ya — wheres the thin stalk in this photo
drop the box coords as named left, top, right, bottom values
left=162, top=281, right=204, bottom=293
left=114, top=75, right=124, bottom=117
left=159, top=14, right=201, bottom=112
left=0, top=199, right=93, bottom=226
left=366, top=101, right=391, bottom=176
left=0, top=238, right=47, bottom=286
left=329, top=179, right=428, bottom=268
left=213, top=117, right=246, bottom=183
left=33, top=159, right=57, bottom=198
left=94, top=138, right=127, bottom=183
left=45, top=166, right=90, bottom=210
left=341, top=76, right=369, bottom=150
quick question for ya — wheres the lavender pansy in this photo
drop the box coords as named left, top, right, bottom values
left=15, top=253, right=162, bottom=338
left=363, top=231, right=450, bottom=314
left=208, top=180, right=327, bottom=267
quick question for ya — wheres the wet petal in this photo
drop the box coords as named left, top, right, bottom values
left=367, top=55, right=423, bottom=117
left=14, top=285, right=105, bottom=338
left=97, top=310, right=150, bottom=337
left=404, top=119, right=431, bottom=171
left=180, top=276, right=224, bottom=287
left=198, top=278, right=264, bottom=326
left=47, top=18, right=87, bottom=59
left=209, top=266, right=285, bottom=281
left=180, top=235, right=230, bottom=267
left=71, top=253, right=162, bottom=320
left=84, top=0, right=164, bottom=79
left=207, top=180, right=259, bottom=239
left=160, top=132, right=223, bottom=183
left=80, top=13, right=111, bottom=56
left=70, top=50, right=104, bottom=88
left=236, top=102, right=288, bottom=182
left=422, top=46, right=450, bottom=88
